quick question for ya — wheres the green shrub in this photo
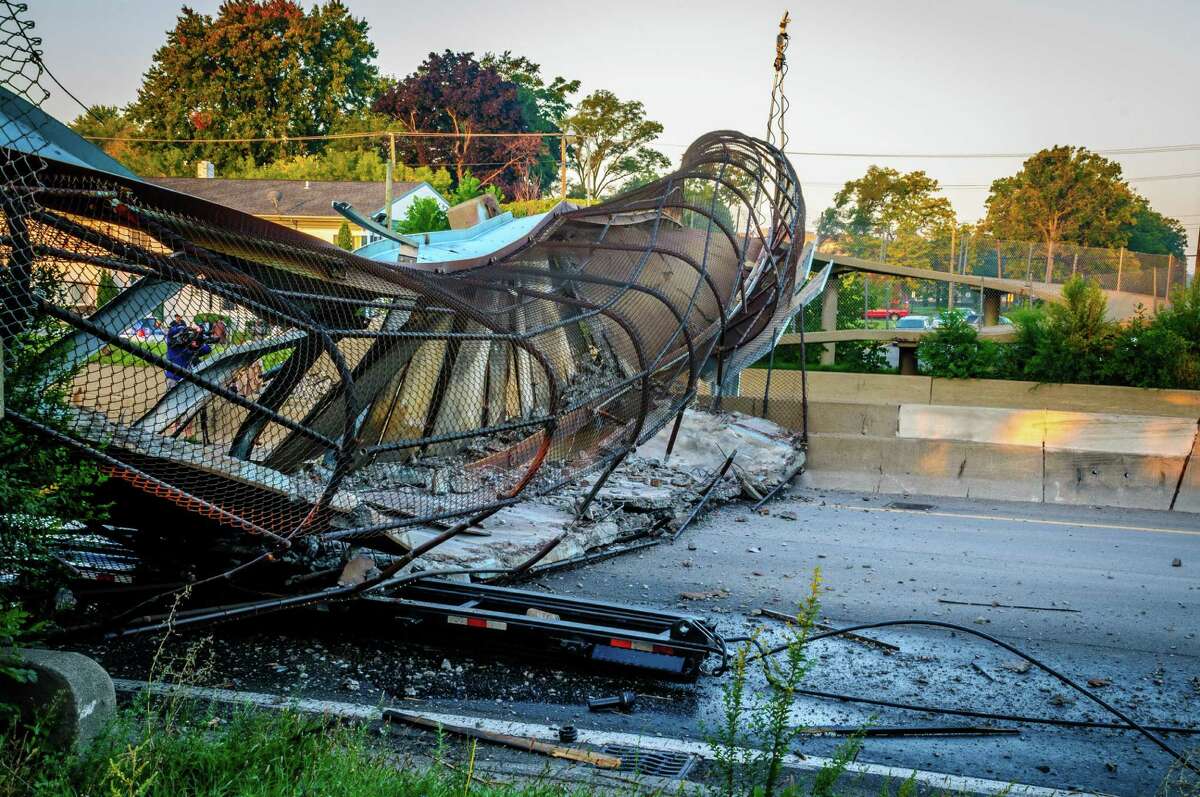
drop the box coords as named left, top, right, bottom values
left=1031, top=276, right=1115, bottom=383
left=837, top=340, right=890, bottom=373
left=448, top=173, right=505, bottom=206
left=335, top=220, right=355, bottom=250
left=395, top=196, right=449, bottom=235
left=500, top=198, right=599, bottom=218
left=918, top=310, right=1002, bottom=379
left=95, top=271, right=119, bottom=309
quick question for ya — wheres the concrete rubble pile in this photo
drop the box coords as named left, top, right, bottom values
left=334, top=408, right=805, bottom=575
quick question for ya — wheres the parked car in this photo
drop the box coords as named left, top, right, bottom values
left=931, top=309, right=978, bottom=328
left=121, top=318, right=165, bottom=340
left=863, top=304, right=909, bottom=321
left=894, top=315, right=931, bottom=330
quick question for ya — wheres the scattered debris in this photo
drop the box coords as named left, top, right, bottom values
left=1088, top=677, right=1113, bottom=688
left=382, top=709, right=621, bottom=769
left=971, top=662, right=995, bottom=682
left=681, top=589, right=730, bottom=601
left=937, top=598, right=1080, bottom=613
left=1172, top=558, right=1182, bottom=567
left=758, top=608, right=900, bottom=653
left=1001, top=660, right=1033, bottom=675
left=588, top=691, right=637, bottom=713
left=336, top=554, right=379, bottom=587
left=797, top=725, right=1018, bottom=738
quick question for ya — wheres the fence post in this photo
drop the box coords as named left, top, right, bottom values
left=1025, top=242, right=1033, bottom=283
left=1116, top=247, right=1124, bottom=293
left=1153, top=267, right=1159, bottom=314
left=996, top=242, right=1003, bottom=279
left=1165, top=255, right=1173, bottom=305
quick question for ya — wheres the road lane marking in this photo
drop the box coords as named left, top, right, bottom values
left=826, top=504, right=1200, bottom=538
left=113, top=679, right=1112, bottom=797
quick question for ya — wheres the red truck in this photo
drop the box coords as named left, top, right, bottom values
left=863, top=303, right=910, bottom=321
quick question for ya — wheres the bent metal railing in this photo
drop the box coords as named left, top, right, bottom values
left=1, top=124, right=805, bottom=556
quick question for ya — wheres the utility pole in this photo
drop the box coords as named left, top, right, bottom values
left=560, top=134, right=568, bottom=199
left=385, top=132, right=397, bottom=231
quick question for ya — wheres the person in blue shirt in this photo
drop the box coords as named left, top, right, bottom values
left=165, top=313, right=211, bottom=384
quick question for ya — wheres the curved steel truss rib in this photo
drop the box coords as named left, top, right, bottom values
left=2, top=130, right=805, bottom=551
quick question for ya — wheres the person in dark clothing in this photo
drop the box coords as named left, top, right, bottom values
left=165, top=314, right=211, bottom=384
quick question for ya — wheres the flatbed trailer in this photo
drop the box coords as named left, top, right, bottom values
left=362, top=579, right=721, bottom=681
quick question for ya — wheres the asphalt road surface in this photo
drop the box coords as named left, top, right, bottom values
left=88, top=488, right=1200, bottom=796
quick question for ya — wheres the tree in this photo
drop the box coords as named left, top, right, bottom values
left=1122, top=197, right=1187, bottom=260
left=335, top=221, right=354, bottom=250
left=448, top=173, right=505, bottom=206
left=395, top=197, right=449, bottom=235
left=481, top=52, right=579, bottom=195
left=983, top=146, right=1137, bottom=280
left=820, top=166, right=955, bottom=246
left=819, top=167, right=955, bottom=297
left=95, top=271, right=119, bottom=308
left=70, top=106, right=190, bottom=177
left=373, top=51, right=530, bottom=194
left=128, top=1, right=378, bottom=172
left=564, top=90, right=669, bottom=199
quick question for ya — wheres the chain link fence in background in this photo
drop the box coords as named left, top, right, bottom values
left=818, top=232, right=1187, bottom=304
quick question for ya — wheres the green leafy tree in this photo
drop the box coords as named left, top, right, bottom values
left=565, top=90, right=669, bottom=199
left=128, top=0, right=378, bottom=172
left=395, top=196, right=449, bottom=234
left=448, top=172, right=505, bottom=206
left=69, top=105, right=191, bottom=177
left=1121, top=197, right=1188, bottom=260
left=984, top=146, right=1137, bottom=281
left=819, top=167, right=955, bottom=271
left=481, top=52, right=580, bottom=195
left=335, top=221, right=354, bottom=250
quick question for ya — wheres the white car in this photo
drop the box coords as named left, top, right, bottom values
left=894, top=315, right=930, bottom=330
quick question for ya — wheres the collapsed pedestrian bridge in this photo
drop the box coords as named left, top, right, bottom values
left=1, top=88, right=815, bottom=578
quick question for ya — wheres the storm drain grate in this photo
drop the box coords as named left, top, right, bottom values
left=602, top=745, right=697, bottom=779
left=885, top=501, right=935, bottom=511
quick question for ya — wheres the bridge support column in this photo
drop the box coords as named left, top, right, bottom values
left=820, top=277, right=838, bottom=365
left=982, top=288, right=1001, bottom=326
left=897, top=344, right=919, bottom=376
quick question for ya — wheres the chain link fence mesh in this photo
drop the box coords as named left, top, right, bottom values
left=0, top=3, right=806, bottom=561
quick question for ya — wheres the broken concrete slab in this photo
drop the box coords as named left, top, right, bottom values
left=637, top=408, right=804, bottom=488
left=383, top=409, right=804, bottom=573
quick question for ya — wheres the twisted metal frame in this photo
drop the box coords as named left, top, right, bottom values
left=3, top=130, right=804, bottom=557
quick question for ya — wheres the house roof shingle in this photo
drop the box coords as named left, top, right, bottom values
left=147, top=177, right=425, bottom=219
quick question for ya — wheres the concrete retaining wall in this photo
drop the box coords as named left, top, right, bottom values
left=715, top=371, right=1200, bottom=513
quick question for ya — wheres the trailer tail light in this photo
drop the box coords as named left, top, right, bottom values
left=609, top=639, right=675, bottom=656
left=447, top=616, right=507, bottom=630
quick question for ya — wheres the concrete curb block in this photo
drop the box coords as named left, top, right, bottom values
left=8, top=648, right=116, bottom=751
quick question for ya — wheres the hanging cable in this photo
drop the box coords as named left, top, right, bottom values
left=765, top=11, right=790, bottom=152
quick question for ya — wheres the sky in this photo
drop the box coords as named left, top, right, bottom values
left=31, top=0, right=1200, bottom=271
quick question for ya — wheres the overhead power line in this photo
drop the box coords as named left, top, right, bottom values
left=658, top=141, right=1200, bottom=158
left=82, top=130, right=566, bottom=144
left=805, top=171, right=1200, bottom=188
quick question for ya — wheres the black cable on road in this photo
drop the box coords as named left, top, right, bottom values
left=792, top=686, right=1200, bottom=736
left=725, top=618, right=1199, bottom=773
